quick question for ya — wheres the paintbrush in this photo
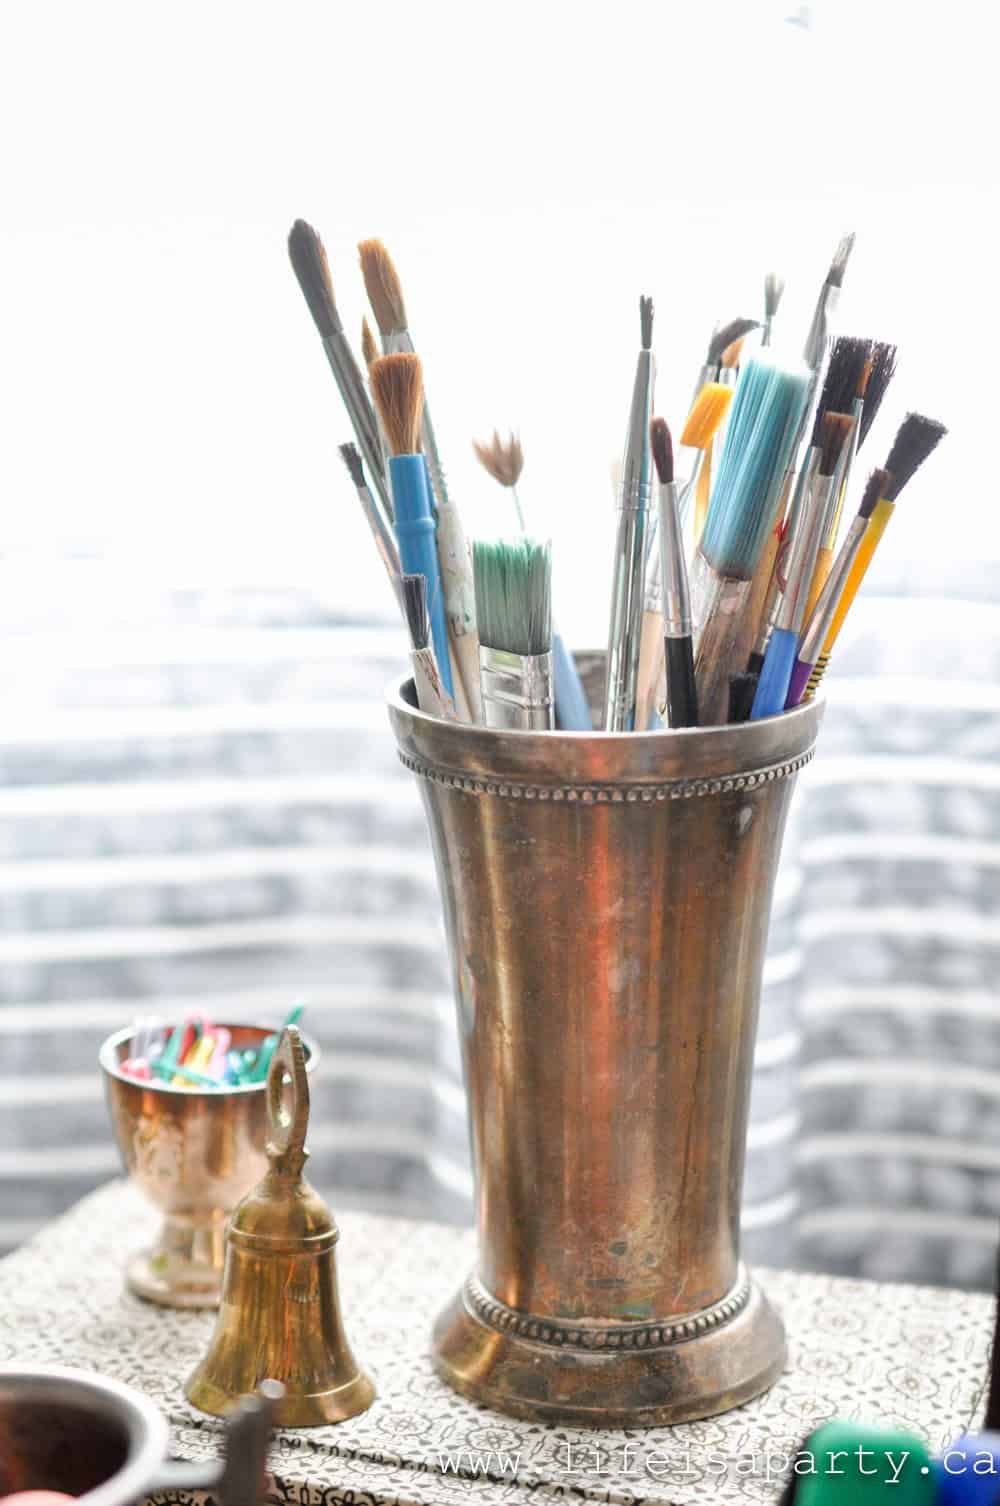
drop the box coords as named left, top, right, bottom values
left=473, top=537, right=554, bottom=731
left=785, top=467, right=888, bottom=706
left=401, top=574, right=456, bottom=719
left=633, top=385, right=731, bottom=728
left=804, top=412, right=947, bottom=695
left=802, top=232, right=856, bottom=373
left=287, top=220, right=392, bottom=527
left=605, top=296, right=656, bottom=731
left=337, top=443, right=403, bottom=611
left=370, top=352, right=456, bottom=705
left=473, top=430, right=591, bottom=730
left=690, top=317, right=760, bottom=407
left=747, top=337, right=869, bottom=676
left=690, top=354, right=811, bottom=724
left=751, top=411, right=853, bottom=718
left=857, top=340, right=898, bottom=448
left=651, top=418, right=697, bottom=727
left=762, top=272, right=785, bottom=347
left=358, top=238, right=481, bottom=723
left=361, top=317, right=379, bottom=371
left=800, top=336, right=872, bottom=620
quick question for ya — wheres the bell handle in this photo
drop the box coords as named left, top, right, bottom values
left=266, top=1024, right=310, bottom=1172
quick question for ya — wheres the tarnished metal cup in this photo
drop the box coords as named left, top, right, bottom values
left=100, top=1023, right=318, bottom=1309
left=387, top=652, right=823, bottom=1427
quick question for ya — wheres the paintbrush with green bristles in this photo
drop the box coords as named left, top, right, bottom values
left=473, top=537, right=554, bottom=731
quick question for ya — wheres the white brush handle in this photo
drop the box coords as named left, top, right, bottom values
left=635, top=606, right=666, bottom=731
left=412, top=648, right=457, bottom=720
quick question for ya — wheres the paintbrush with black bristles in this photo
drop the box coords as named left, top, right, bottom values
left=857, top=340, right=898, bottom=449
left=800, top=336, right=873, bottom=619
left=287, top=219, right=392, bottom=527
left=690, top=316, right=761, bottom=408
left=473, top=537, right=554, bottom=730
left=751, top=409, right=853, bottom=717
left=762, top=272, right=785, bottom=347
left=805, top=412, right=948, bottom=696
left=337, top=443, right=403, bottom=612
left=401, top=573, right=456, bottom=719
left=358, top=236, right=481, bottom=724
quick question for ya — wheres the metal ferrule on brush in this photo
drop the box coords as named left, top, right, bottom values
left=605, top=353, right=654, bottom=731
left=774, top=470, right=834, bottom=637
left=659, top=481, right=691, bottom=639
left=797, top=513, right=867, bottom=667
left=824, top=401, right=862, bottom=547
left=479, top=646, right=554, bottom=731
left=802, top=283, right=840, bottom=375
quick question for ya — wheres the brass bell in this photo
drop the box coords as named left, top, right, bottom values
left=185, top=1025, right=375, bottom=1427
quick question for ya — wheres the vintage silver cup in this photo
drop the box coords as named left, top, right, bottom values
left=387, top=653, right=823, bottom=1427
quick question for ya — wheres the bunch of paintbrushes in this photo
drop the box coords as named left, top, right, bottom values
left=289, top=223, right=946, bottom=735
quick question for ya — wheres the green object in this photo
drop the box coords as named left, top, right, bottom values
left=472, top=537, right=552, bottom=656
left=286, top=1002, right=305, bottom=1027
left=249, top=1034, right=278, bottom=1082
left=157, top=1024, right=184, bottom=1076
left=152, top=1060, right=219, bottom=1089
left=792, top=1421, right=935, bottom=1505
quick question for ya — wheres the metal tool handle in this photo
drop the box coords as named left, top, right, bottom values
left=266, top=1025, right=309, bottom=1175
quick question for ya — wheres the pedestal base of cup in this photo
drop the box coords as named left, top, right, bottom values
left=432, top=1268, right=786, bottom=1427
left=126, top=1213, right=227, bottom=1309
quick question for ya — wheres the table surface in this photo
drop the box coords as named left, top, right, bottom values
left=0, top=1180, right=992, bottom=1506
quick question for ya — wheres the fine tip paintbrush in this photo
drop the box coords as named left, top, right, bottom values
left=401, top=573, right=456, bottom=720
left=370, top=352, right=456, bottom=706
left=802, top=231, right=856, bottom=373
left=633, top=385, right=731, bottom=728
left=605, top=295, right=656, bottom=731
left=337, top=442, right=403, bottom=611
left=651, top=417, right=698, bottom=727
left=287, top=220, right=392, bottom=526
left=359, top=236, right=481, bottom=723
left=473, top=537, right=554, bottom=730
left=691, top=353, right=811, bottom=724
left=750, top=410, right=852, bottom=718
left=473, top=431, right=591, bottom=731
left=762, top=272, right=785, bottom=347
left=361, top=316, right=379, bottom=371
left=805, top=412, right=948, bottom=695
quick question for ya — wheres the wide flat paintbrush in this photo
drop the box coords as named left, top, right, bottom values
left=287, top=220, right=392, bottom=527
left=473, top=430, right=591, bottom=730
left=473, top=537, right=554, bottom=731
left=359, top=239, right=481, bottom=723
left=690, top=354, right=811, bottom=724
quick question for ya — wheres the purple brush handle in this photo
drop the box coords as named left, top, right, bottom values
left=785, top=657, right=812, bottom=708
